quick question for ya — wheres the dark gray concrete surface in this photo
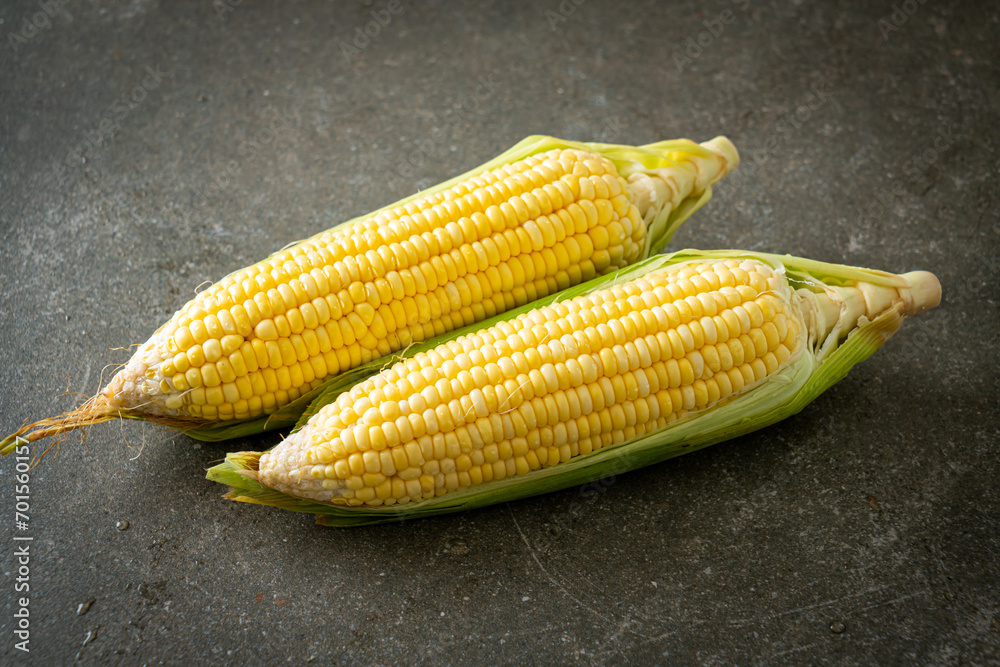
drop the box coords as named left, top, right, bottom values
left=1, top=0, right=998, bottom=664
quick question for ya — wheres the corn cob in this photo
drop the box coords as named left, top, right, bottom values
left=1, top=135, right=738, bottom=455
left=208, top=249, right=940, bottom=526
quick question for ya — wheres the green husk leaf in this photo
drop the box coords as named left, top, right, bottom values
left=206, top=249, right=919, bottom=526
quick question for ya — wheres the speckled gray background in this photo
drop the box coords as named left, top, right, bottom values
left=1, top=0, right=998, bottom=664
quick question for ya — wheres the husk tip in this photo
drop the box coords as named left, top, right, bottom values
left=899, top=270, right=942, bottom=315
left=700, top=135, right=740, bottom=177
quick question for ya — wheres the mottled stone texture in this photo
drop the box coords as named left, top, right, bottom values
left=1, top=0, right=997, bottom=664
